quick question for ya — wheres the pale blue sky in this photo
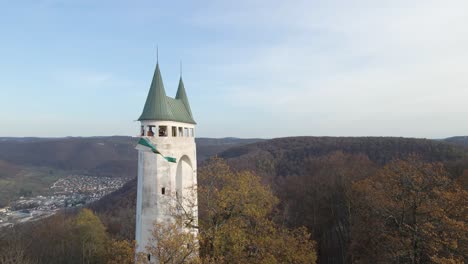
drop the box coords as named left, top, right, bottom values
left=1, top=0, right=467, bottom=138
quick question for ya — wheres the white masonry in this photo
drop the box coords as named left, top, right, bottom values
left=134, top=61, right=198, bottom=263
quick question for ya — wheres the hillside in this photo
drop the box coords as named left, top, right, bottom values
left=219, top=136, right=467, bottom=177
left=444, top=136, right=468, bottom=148
left=3, top=136, right=467, bottom=263
left=91, top=136, right=468, bottom=264
left=94, top=136, right=468, bottom=220
left=219, top=137, right=468, bottom=263
left=0, top=136, right=264, bottom=176
left=195, top=137, right=265, bottom=161
left=0, top=137, right=263, bottom=206
left=0, top=160, right=20, bottom=179
left=0, top=136, right=136, bottom=177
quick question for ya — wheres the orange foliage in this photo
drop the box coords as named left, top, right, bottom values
left=351, top=156, right=467, bottom=263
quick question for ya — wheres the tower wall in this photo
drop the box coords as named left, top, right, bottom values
left=135, top=120, right=197, bottom=260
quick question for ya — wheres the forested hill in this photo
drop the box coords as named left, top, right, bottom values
left=219, top=136, right=468, bottom=177
left=443, top=136, right=468, bottom=148
left=194, top=137, right=265, bottom=160
left=216, top=136, right=468, bottom=263
left=0, top=136, right=462, bottom=177
left=0, top=137, right=264, bottom=206
left=0, top=136, right=264, bottom=178
left=92, top=136, right=468, bottom=238
left=0, top=136, right=136, bottom=177
left=5, top=136, right=468, bottom=264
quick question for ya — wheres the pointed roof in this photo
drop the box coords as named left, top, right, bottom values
left=138, top=62, right=196, bottom=124
left=139, top=63, right=171, bottom=121
left=176, top=77, right=193, bottom=117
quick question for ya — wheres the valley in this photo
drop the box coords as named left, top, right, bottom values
left=0, top=136, right=264, bottom=227
left=1, top=136, right=467, bottom=263
left=0, top=174, right=128, bottom=227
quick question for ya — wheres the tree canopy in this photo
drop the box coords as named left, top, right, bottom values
left=351, top=156, right=468, bottom=263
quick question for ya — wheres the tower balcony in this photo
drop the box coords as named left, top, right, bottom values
left=139, top=120, right=195, bottom=143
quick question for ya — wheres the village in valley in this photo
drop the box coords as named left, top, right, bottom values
left=0, top=175, right=128, bottom=227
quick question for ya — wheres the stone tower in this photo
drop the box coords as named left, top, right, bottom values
left=135, top=59, right=197, bottom=262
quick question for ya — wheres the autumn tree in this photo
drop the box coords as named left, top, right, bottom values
left=0, top=209, right=126, bottom=264
left=106, top=239, right=135, bottom=264
left=136, top=217, right=199, bottom=264
left=277, top=151, right=377, bottom=263
left=197, top=157, right=317, bottom=263
left=0, top=228, right=36, bottom=264
left=138, top=157, right=317, bottom=264
left=74, top=208, right=110, bottom=264
left=3, top=211, right=77, bottom=264
left=351, top=156, right=468, bottom=263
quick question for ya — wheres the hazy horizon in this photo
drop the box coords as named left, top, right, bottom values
left=1, top=135, right=466, bottom=140
left=1, top=1, right=467, bottom=138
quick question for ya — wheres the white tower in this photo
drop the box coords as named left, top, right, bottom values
left=135, top=60, right=197, bottom=262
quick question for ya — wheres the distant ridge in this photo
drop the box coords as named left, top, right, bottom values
left=0, top=136, right=265, bottom=177
left=218, top=136, right=468, bottom=175
left=443, top=136, right=468, bottom=148
left=0, top=135, right=464, bottom=177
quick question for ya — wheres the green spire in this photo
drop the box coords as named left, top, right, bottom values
left=138, top=63, right=171, bottom=121
left=176, top=77, right=193, bottom=117
left=138, top=61, right=196, bottom=124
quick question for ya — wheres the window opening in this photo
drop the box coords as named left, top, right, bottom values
left=147, top=126, right=155, bottom=137
left=184, top=128, right=189, bottom=137
left=161, top=187, right=166, bottom=195
left=140, top=126, right=145, bottom=136
left=172, top=126, right=177, bottom=137
left=178, top=127, right=183, bottom=137
left=190, top=128, right=194, bottom=137
left=159, top=126, right=168, bottom=137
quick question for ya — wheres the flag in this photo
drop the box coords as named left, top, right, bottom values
left=137, top=138, right=177, bottom=163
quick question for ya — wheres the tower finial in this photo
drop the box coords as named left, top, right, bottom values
left=156, top=45, right=159, bottom=63
left=180, top=60, right=182, bottom=78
